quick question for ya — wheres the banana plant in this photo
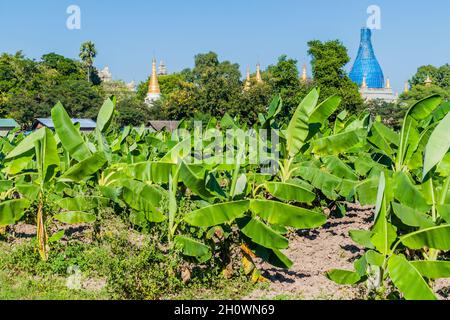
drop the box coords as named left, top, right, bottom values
left=0, top=100, right=115, bottom=260
left=327, top=112, right=450, bottom=300
left=327, top=171, right=450, bottom=300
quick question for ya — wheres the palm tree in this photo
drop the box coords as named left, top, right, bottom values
left=79, top=41, right=97, bottom=83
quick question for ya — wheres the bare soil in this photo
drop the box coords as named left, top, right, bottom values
left=246, top=203, right=373, bottom=300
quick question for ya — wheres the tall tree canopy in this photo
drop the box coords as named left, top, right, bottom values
left=399, top=64, right=450, bottom=106
left=79, top=41, right=98, bottom=84
left=307, top=40, right=364, bottom=113
left=0, top=50, right=103, bottom=127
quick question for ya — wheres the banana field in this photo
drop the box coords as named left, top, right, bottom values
left=0, top=88, right=449, bottom=300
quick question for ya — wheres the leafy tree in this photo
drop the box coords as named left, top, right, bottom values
left=410, top=64, right=450, bottom=88
left=399, top=84, right=450, bottom=107
left=236, top=82, right=272, bottom=125
left=307, top=40, right=364, bottom=113
left=190, top=52, right=242, bottom=117
left=265, top=55, right=315, bottom=121
left=402, top=64, right=450, bottom=104
left=364, top=99, right=406, bottom=130
left=9, top=79, right=103, bottom=126
left=79, top=41, right=97, bottom=83
left=154, top=52, right=243, bottom=121
left=115, top=96, right=152, bottom=127
left=101, top=80, right=135, bottom=102
left=41, top=53, right=84, bottom=79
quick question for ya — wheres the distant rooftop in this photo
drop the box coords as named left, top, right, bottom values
left=148, top=121, right=179, bottom=132
left=0, top=119, right=19, bottom=128
left=34, top=118, right=96, bottom=130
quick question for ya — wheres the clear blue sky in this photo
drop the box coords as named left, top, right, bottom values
left=1, top=0, right=449, bottom=93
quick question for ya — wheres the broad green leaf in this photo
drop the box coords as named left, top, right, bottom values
left=250, top=200, right=326, bottom=229
left=57, top=196, right=109, bottom=211
left=184, top=200, right=250, bottom=227
left=253, top=245, right=293, bottom=269
left=51, top=102, right=92, bottom=162
left=16, top=184, right=40, bottom=201
left=264, top=182, right=316, bottom=203
left=129, top=211, right=147, bottom=228
left=60, top=152, right=107, bottom=182
left=322, top=156, right=358, bottom=180
left=231, top=174, right=247, bottom=197
left=423, top=111, right=450, bottom=177
left=393, top=172, right=430, bottom=213
left=392, top=203, right=435, bottom=228
left=286, top=88, right=319, bottom=157
left=0, top=199, right=30, bottom=226
left=311, top=129, right=366, bottom=156
left=365, top=250, right=384, bottom=267
left=42, top=128, right=59, bottom=182
left=53, top=211, right=96, bottom=224
left=220, top=113, right=239, bottom=130
left=179, top=162, right=214, bottom=201
left=96, top=98, right=115, bottom=133
left=263, top=95, right=282, bottom=127
left=437, top=153, right=450, bottom=177
left=309, top=95, right=341, bottom=125
left=374, top=172, right=385, bottom=220
left=160, top=137, right=191, bottom=163
left=349, top=230, right=375, bottom=249
left=355, top=178, right=379, bottom=206
left=400, top=225, right=450, bottom=250
left=372, top=173, right=397, bottom=255
left=411, top=261, right=450, bottom=279
left=122, top=183, right=166, bottom=223
left=368, top=122, right=399, bottom=157
left=296, top=166, right=341, bottom=200
left=326, top=269, right=361, bottom=285
left=49, top=230, right=65, bottom=243
left=125, top=161, right=174, bottom=184
left=174, top=235, right=211, bottom=259
left=354, top=153, right=383, bottom=176
left=407, top=95, right=442, bottom=121
left=437, top=205, right=450, bottom=223
left=388, top=255, right=436, bottom=300
left=238, top=217, right=289, bottom=250
left=354, top=255, right=368, bottom=276
left=0, top=180, right=13, bottom=193
left=5, top=128, right=45, bottom=160
left=2, top=156, right=34, bottom=175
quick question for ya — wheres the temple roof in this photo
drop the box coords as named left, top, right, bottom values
left=148, top=58, right=161, bottom=95
left=349, top=28, right=385, bottom=89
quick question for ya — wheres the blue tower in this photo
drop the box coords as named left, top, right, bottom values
left=349, top=28, right=385, bottom=89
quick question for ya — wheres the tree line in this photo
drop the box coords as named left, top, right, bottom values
left=1, top=41, right=449, bottom=130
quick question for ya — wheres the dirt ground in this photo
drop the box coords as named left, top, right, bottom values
left=5, top=204, right=450, bottom=300
left=245, top=204, right=450, bottom=300
left=245, top=203, right=372, bottom=300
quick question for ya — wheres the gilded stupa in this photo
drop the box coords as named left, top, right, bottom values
left=145, top=58, right=161, bottom=106
left=301, top=64, right=308, bottom=83
left=255, top=63, right=263, bottom=84
left=425, top=75, right=433, bottom=87
left=243, top=67, right=251, bottom=91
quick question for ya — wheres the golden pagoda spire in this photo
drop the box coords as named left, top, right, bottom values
left=255, top=63, right=263, bottom=84
left=425, top=75, right=433, bottom=87
left=301, top=64, right=308, bottom=83
left=404, top=81, right=410, bottom=93
left=361, top=75, right=367, bottom=89
left=386, top=78, right=391, bottom=89
left=148, top=58, right=161, bottom=95
left=244, top=66, right=251, bottom=91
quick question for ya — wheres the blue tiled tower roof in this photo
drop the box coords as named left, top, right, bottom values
left=349, top=28, right=385, bottom=89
